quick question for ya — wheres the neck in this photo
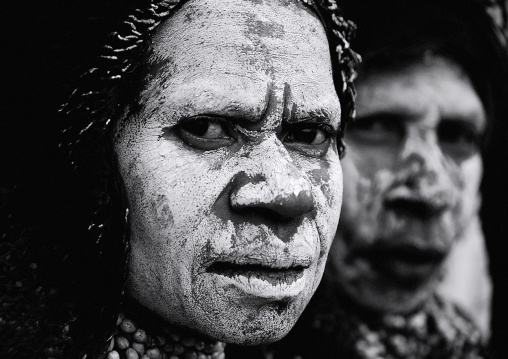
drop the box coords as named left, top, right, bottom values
left=107, top=303, right=226, bottom=359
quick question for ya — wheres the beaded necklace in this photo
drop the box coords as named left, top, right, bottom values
left=107, top=313, right=226, bottom=359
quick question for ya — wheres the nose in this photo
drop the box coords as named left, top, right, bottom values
left=397, top=127, right=444, bottom=189
left=229, top=135, right=315, bottom=219
left=387, top=126, right=460, bottom=216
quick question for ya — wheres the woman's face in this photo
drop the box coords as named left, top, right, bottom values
left=114, top=0, right=343, bottom=344
left=330, top=56, right=485, bottom=313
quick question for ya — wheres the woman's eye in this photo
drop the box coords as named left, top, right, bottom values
left=282, top=123, right=333, bottom=157
left=284, top=126, right=330, bottom=145
left=176, top=117, right=235, bottom=150
left=180, top=118, right=229, bottom=139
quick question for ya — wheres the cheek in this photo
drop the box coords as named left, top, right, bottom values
left=315, top=161, right=342, bottom=211
left=148, top=194, right=174, bottom=230
left=340, top=154, right=393, bottom=217
left=348, top=141, right=398, bottom=178
left=458, top=155, right=482, bottom=218
left=306, top=156, right=343, bottom=254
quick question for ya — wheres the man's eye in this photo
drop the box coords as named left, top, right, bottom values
left=438, top=119, right=481, bottom=159
left=176, top=116, right=235, bottom=150
left=348, top=114, right=405, bottom=146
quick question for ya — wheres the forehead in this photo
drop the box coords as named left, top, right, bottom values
left=142, top=0, right=340, bottom=124
left=356, top=56, right=486, bottom=127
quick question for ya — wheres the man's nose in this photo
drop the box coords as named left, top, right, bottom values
left=397, top=127, right=444, bottom=189
left=229, top=135, right=315, bottom=219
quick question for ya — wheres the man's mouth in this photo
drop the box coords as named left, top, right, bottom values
left=383, top=188, right=453, bottom=219
left=358, top=244, right=446, bottom=286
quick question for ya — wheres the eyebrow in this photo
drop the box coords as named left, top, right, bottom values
left=355, top=111, right=415, bottom=121
left=154, top=83, right=340, bottom=130
left=356, top=109, right=486, bottom=131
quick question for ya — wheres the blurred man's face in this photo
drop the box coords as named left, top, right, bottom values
left=114, top=0, right=343, bottom=344
left=330, top=55, right=485, bottom=313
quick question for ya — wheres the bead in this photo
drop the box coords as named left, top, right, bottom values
left=146, top=347, right=162, bottom=359
left=194, top=341, right=205, bottom=351
left=117, top=313, right=124, bottom=326
left=121, top=319, right=137, bottom=334
left=156, top=335, right=166, bottom=346
left=212, top=342, right=224, bottom=352
left=141, top=356, right=150, bottom=359
left=181, top=337, right=195, bottom=347
left=203, top=344, right=214, bottom=354
left=108, top=338, right=115, bottom=351
left=184, top=352, right=197, bottom=359
left=173, top=344, right=185, bottom=355
left=162, top=344, right=174, bottom=353
left=169, top=333, right=181, bottom=342
left=211, top=353, right=225, bottom=359
left=145, top=336, right=156, bottom=348
left=132, top=341, right=146, bottom=355
left=133, top=329, right=148, bottom=343
left=169, top=356, right=179, bottom=359
left=126, top=348, right=140, bottom=359
left=107, top=351, right=120, bottom=359
left=197, top=354, right=207, bottom=359
left=115, top=336, right=130, bottom=350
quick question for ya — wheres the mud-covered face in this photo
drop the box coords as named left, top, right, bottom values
left=113, top=0, right=342, bottom=345
left=330, top=55, right=485, bottom=313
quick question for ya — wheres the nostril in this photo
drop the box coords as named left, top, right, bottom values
left=405, top=177, right=417, bottom=189
left=230, top=181, right=315, bottom=219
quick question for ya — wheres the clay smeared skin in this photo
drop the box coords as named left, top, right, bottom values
left=331, top=56, right=485, bottom=313
left=114, top=0, right=343, bottom=345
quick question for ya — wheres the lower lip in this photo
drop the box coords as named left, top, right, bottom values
left=209, top=267, right=307, bottom=300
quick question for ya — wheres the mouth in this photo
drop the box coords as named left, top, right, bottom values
left=384, top=197, right=447, bottom=219
left=206, top=261, right=308, bottom=301
left=358, top=244, right=446, bottom=286
left=383, top=189, right=452, bottom=219
left=207, top=262, right=306, bottom=285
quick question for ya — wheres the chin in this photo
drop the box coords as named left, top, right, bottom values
left=347, top=268, right=443, bottom=314
left=189, top=258, right=325, bottom=344
left=335, top=251, right=445, bottom=315
left=355, top=287, right=435, bottom=314
left=203, top=300, right=303, bottom=345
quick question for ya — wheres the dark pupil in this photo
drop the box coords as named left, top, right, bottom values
left=293, top=128, right=317, bottom=143
left=181, top=119, right=209, bottom=136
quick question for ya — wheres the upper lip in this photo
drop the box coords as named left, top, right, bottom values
left=384, top=187, right=453, bottom=218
